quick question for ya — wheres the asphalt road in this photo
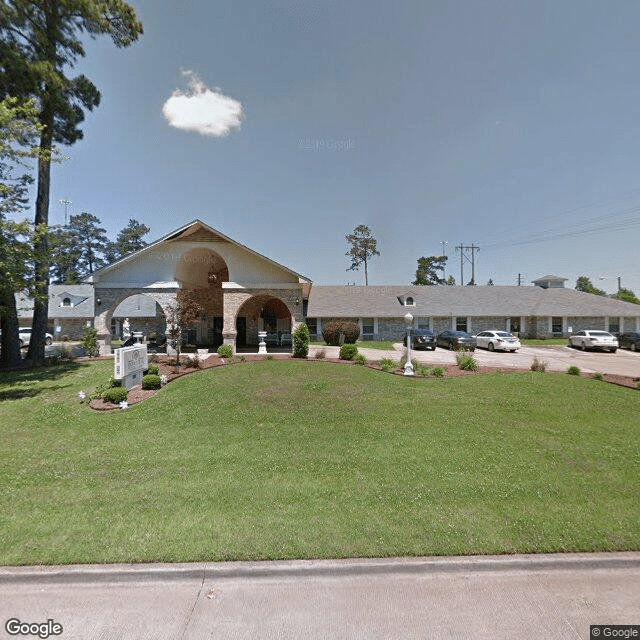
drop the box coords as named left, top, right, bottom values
left=336, top=344, right=640, bottom=377
left=1, top=554, right=639, bottom=640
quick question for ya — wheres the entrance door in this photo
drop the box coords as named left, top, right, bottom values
left=210, top=316, right=223, bottom=348
left=236, top=316, right=247, bottom=348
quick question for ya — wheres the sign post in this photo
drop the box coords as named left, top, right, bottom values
left=114, top=344, right=148, bottom=389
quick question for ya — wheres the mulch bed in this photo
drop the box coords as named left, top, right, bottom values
left=89, top=354, right=639, bottom=410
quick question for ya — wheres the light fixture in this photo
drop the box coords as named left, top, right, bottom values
left=96, top=298, right=101, bottom=305
left=295, top=297, right=300, bottom=306
left=207, top=268, right=217, bottom=285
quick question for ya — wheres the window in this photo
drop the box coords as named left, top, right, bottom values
left=609, top=319, right=620, bottom=334
left=510, top=317, right=521, bottom=334
left=456, top=317, right=467, bottom=332
left=362, top=318, right=375, bottom=340
left=61, top=297, right=71, bottom=307
left=551, top=317, right=563, bottom=335
left=405, top=296, right=414, bottom=306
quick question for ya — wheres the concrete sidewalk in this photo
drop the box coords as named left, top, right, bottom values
left=2, top=553, right=639, bottom=639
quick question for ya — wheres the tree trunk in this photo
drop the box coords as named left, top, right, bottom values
left=26, top=109, right=53, bottom=366
left=0, top=289, right=22, bottom=369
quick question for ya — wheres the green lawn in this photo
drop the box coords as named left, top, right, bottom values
left=310, top=340, right=397, bottom=350
left=0, top=359, right=638, bottom=565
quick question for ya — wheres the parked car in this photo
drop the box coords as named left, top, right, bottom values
left=568, top=330, right=618, bottom=352
left=475, top=330, right=521, bottom=352
left=618, top=331, right=640, bottom=352
left=436, top=330, right=476, bottom=351
left=18, top=327, right=54, bottom=347
left=404, top=329, right=437, bottom=351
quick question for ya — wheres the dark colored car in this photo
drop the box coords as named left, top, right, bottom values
left=618, top=331, right=640, bottom=352
left=404, top=329, right=437, bottom=351
left=436, top=330, right=476, bottom=351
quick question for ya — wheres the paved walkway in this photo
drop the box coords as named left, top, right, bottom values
left=2, top=553, right=638, bottom=639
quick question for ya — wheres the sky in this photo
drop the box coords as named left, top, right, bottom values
left=44, top=0, right=640, bottom=294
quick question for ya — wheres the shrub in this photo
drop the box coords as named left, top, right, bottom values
left=292, top=323, right=310, bottom=358
left=567, top=365, right=581, bottom=376
left=108, top=376, right=123, bottom=388
left=185, top=355, right=202, bottom=369
left=431, top=366, right=445, bottom=378
left=147, top=364, right=160, bottom=376
left=217, top=344, right=233, bottom=359
left=142, top=374, right=162, bottom=390
left=636, top=380, right=640, bottom=390
left=339, top=344, right=359, bottom=360
left=81, top=325, right=100, bottom=357
left=103, top=386, right=129, bottom=404
left=266, top=354, right=274, bottom=360
left=58, top=344, right=74, bottom=361
left=354, top=353, right=367, bottom=365
left=593, top=372, right=604, bottom=381
left=239, top=355, right=246, bottom=362
left=322, top=321, right=360, bottom=346
left=456, top=350, right=478, bottom=371
left=315, top=349, right=326, bottom=360
left=530, top=356, right=547, bottom=372
left=379, top=357, right=396, bottom=373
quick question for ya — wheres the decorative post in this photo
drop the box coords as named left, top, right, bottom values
left=404, top=312, right=414, bottom=376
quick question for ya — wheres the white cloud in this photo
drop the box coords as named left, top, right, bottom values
left=162, top=70, right=244, bottom=137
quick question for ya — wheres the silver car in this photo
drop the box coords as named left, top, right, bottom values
left=19, top=327, right=54, bottom=347
left=475, top=330, right=521, bottom=352
left=568, top=330, right=618, bottom=353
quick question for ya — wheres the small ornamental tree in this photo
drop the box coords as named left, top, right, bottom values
left=165, top=288, right=204, bottom=365
left=322, top=321, right=360, bottom=346
left=81, top=325, right=99, bottom=357
left=292, top=322, right=310, bottom=358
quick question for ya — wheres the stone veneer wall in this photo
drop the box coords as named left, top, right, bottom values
left=566, top=317, right=605, bottom=332
left=50, top=318, right=91, bottom=340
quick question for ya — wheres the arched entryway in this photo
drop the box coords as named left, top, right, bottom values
left=235, top=295, right=293, bottom=351
left=111, top=294, right=167, bottom=344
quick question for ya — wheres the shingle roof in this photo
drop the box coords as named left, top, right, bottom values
left=49, top=285, right=95, bottom=318
left=306, top=285, right=640, bottom=318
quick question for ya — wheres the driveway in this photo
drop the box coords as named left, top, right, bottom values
left=310, top=345, right=640, bottom=377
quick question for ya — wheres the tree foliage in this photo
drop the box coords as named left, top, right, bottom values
left=413, top=255, right=448, bottom=286
left=0, top=0, right=143, bottom=364
left=165, top=289, right=204, bottom=365
left=0, top=97, right=43, bottom=367
left=108, top=218, right=150, bottom=262
left=345, top=224, right=379, bottom=286
left=611, top=288, right=640, bottom=305
left=575, top=276, right=607, bottom=296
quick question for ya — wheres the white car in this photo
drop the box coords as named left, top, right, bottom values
left=569, top=330, right=618, bottom=353
left=475, top=330, right=521, bottom=352
left=19, top=327, right=54, bottom=347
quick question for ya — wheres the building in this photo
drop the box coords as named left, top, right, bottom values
left=13, top=221, right=640, bottom=350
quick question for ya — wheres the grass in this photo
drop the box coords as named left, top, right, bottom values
left=520, top=338, right=568, bottom=346
left=1, top=359, right=639, bottom=565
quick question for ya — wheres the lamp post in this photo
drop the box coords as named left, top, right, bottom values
left=404, top=312, right=414, bottom=376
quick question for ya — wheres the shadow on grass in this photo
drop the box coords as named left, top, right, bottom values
left=0, top=361, right=90, bottom=402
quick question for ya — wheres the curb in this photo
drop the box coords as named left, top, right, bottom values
left=2, top=552, right=640, bottom=585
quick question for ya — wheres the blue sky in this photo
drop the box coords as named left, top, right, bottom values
left=46, top=0, right=640, bottom=293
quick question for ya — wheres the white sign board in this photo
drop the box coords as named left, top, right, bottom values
left=114, top=345, right=148, bottom=389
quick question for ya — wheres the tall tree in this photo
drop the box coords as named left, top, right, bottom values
left=0, top=0, right=143, bottom=364
left=413, top=256, right=448, bottom=286
left=345, top=224, right=379, bottom=286
left=49, top=224, right=81, bottom=284
left=575, top=276, right=606, bottom=296
left=67, top=211, right=108, bottom=276
left=165, top=289, right=204, bottom=365
left=0, top=96, right=42, bottom=368
left=113, top=218, right=150, bottom=260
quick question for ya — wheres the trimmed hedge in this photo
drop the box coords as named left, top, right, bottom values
left=339, top=344, right=359, bottom=360
left=147, top=364, right=160, bottom=376
left=293, top=323, right=310, bottom=358
left=103, top=387, right=129, bottom=404
left=142, top=374, right=162, bottom=390
left=322, top=321, right=360, bottom=346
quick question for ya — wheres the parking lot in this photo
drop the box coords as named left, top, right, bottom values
left=323, top=344, right=640, bottom=377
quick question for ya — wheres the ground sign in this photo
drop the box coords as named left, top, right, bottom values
left=114, top=344, right=148, bottom=389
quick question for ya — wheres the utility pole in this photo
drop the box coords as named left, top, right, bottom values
left=59, top=199, right=72, bottom=224
left=517, top=273, right=522, bottom=286
left=455, top=243, right=480, bottom=285
left=440, top=241, right=448, bottom=279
